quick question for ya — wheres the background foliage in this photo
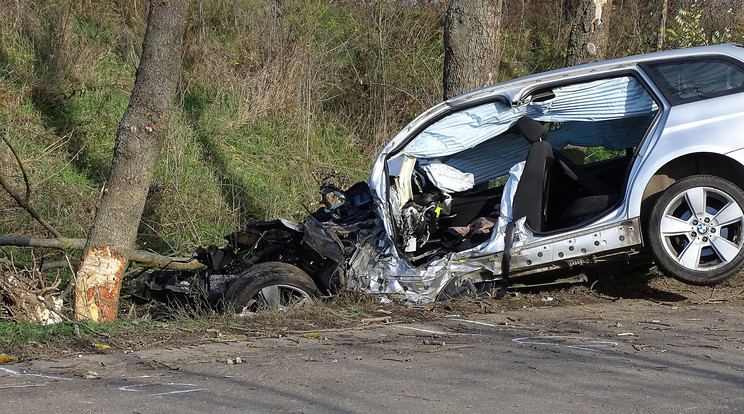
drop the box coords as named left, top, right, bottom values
left=1, top=0, right=743, bottom=262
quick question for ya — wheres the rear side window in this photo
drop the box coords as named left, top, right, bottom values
left=642, top=57, right=744, bottom=105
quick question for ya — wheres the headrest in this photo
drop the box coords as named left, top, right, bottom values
left=516, top=116, right=548, bottom=144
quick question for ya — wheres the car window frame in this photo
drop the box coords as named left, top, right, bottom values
left=517, top=69, right=662, bottom=156
left=516, top=70, right=664, bottom=235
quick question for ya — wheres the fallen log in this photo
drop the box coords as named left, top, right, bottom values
left=0, top=236, right=203, bottom=271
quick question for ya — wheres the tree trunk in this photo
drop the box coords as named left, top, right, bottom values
left=74, top=0, right=190, bottom=322
left=657, top=0, right=668, bottom=51
left=566, top=0, right=613, bottom=66
left=443, top=0, right=502, bottom=100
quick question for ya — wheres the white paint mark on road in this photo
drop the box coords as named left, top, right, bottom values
left=396, top=326, right=448, bottom=335
left=119, top=382, right=204, bottom=397
left=151, top=388, right=205, bottom=397
left=0, top=367, right=73, bottom=381
left=512, top=336, right=618, bottom=351
left=450, top=318, right=539, bottom=330
left=395, top=326, right=481, bottom=336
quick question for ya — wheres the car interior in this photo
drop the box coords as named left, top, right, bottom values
left=387, top=76, right=659, bottom=265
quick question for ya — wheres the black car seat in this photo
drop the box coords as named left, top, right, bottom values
left=511, top=116, right=554, bottom=232
left=514, top=116, right=619, bottom=230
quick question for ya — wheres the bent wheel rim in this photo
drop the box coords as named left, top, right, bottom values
left=659, top=186, right=744, bottom=271
left=242, top=284, right=314, bottom=313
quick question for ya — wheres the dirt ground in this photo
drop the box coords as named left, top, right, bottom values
left=6, top=269, right=744, bottom=360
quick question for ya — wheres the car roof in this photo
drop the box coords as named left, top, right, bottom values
left=448, top=43, right=744, bottom=106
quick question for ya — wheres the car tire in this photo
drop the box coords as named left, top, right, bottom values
left=224, top=262, right=321, bottom=313
left=647, top=175, right=744, bottom=285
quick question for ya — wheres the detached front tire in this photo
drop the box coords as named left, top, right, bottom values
left=648, top=175, right=744, bottom=285
left=224, top=262, right=321, bottom=314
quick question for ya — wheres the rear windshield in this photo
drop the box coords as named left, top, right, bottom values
left=642, top=57, right=744, bottom=105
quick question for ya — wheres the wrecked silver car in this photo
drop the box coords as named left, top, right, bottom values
left=134, top=44, right=744, bottom=311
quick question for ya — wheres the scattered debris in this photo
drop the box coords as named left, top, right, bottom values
left=149, top=360, right=180, bottom=370
left=512, top=336, right=618, bottom=351
left=0, top=355, right=19, bottom=363
left=361, top=316, right=392, bottom=324
left=226, top=357, right=244, bottom=365
left=84, top=371, right=100, bottom=379
left=0, top=263, right=63, bottom=325
left=640, top=320, right=672, bottom=327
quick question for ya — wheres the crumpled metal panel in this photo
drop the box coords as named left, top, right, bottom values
left=345, top=217, right=518, bottom=300
left=302, top=217, right=344, bottom=263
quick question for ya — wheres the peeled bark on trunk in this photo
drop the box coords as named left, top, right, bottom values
left=566, top=0, right=613, bottom=66
left=443, top=0, right=502, bottom=100
left=74, top=0, right=190, bottom=322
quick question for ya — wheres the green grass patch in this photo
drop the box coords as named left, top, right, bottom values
left=0, top=321, right=78, bottom=345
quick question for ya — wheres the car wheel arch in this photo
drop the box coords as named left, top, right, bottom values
left=638, top=152, right=744, bottom=224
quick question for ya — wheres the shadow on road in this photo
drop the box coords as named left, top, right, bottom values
left=587, top=270, right=689, bottom=303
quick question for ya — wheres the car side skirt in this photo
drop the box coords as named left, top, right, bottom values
left=480, top=218, right=644, bottom=278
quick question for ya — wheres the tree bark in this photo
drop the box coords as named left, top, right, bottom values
left=74, top=0, right=190, bottom=322
left=443, top=0, right=502, bottom=100
left=657, top=0, right=668, bottom=51
left=566, top=0, right=613, bottom=66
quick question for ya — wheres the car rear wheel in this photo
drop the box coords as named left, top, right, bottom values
left=648, top=175, right=744, bottom=285
left=224, top=262, right=321, bottom=314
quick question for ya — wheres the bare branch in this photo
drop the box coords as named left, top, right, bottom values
left=0, top=236, right=84, bottom=249
left=0, top=125, right=64, bottom=238
left=0, top=236, right=202, bottom=270
left=2, top=127, right=31, bottom=199
left=1, top=257, right=79, bottom=272
left=126, top=250, right=202, bottom=270
left=0, top=171, right=64, bottom=239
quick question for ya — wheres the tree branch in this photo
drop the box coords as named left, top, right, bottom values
left=0, top=171, right=63, bottom=239
left=0, top=236, right=203, bottom=271
left=1, top=126, right=65, bottom=238
left=2, top=128, right=31, bottom=199
left=0, top=236, right=84, bottom=249
left=0, top=158, right=65, bottom=239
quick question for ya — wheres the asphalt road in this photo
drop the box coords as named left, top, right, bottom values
left=3, top=299, right=744, bottom=413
